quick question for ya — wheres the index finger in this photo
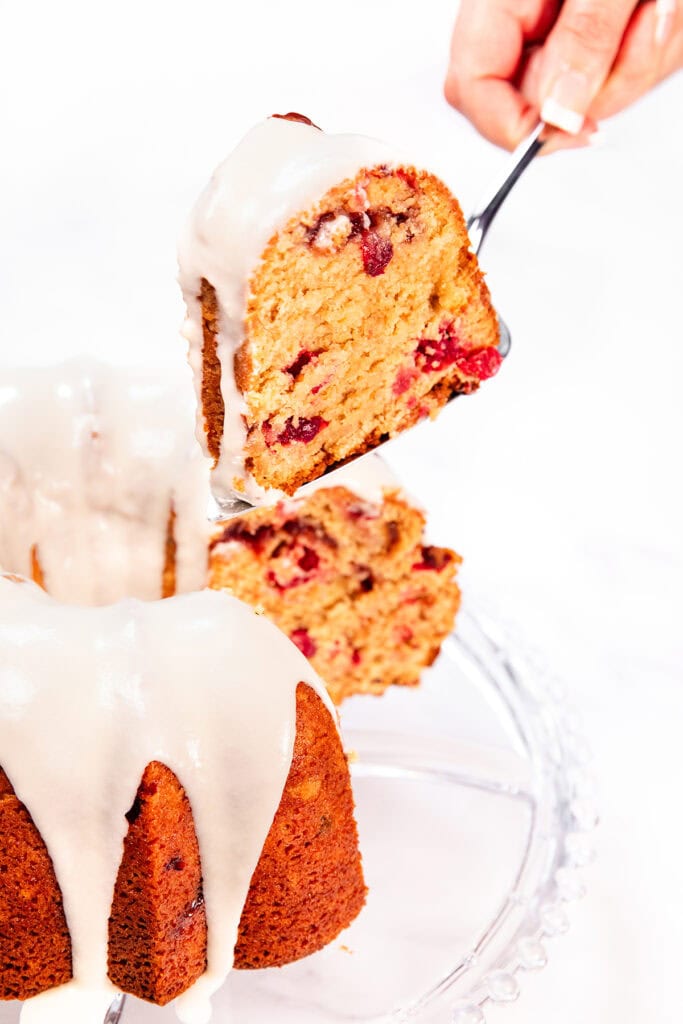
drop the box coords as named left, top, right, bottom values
left=445, top=1, right=558, bottom=149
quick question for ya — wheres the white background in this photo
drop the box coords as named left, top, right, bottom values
left=1, top=1, right=682, bottom=1021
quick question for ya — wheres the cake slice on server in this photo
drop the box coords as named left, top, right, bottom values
left=179, top=114, right=501, bottom=503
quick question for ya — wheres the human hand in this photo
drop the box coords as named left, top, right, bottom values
left=445, top=0, right=683, bottom=151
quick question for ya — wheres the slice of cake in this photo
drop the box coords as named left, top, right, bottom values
left=179, top=114, right=501, bottom=501
left=208, top=458, right=462, bottom=704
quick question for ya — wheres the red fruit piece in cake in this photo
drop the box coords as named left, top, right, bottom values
left=284, top=349, right=320, bottom=379
left=415, top=320, right=502, bottom=381
left=393, top=366, right=419, bottom=397
left=291, top=628, right=317, bottom=658
left=454, top=346, right=503, bottom=381
left=277, top=416, right=329, bottom=446
left=360, top=230, right=393, bottom=276
left=412, top=546, right=453, bottom=572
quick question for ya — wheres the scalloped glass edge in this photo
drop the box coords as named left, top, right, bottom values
left=441, top=609, right=598, bottom=1024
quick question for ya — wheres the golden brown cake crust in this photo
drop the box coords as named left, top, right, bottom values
left=201, top=165, right=500, bottom=495
left=234, top=683, right=366, bottom=967
left=0, top=769, right=72, bottom=1000
left=0, top=687, right=364, bottom=1004
left=107, top=761, right=208, bottom=1004
left=199, top=277, right=225, bottom=466
left=209, top=486, right=461, bottom=704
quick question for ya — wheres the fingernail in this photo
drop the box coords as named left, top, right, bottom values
left=541, top=69, right=592, bottom=135
left=655, top=0, right=677, bottom=45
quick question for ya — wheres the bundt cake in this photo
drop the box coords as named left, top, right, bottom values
left=178, top=114, right=502, bottom=502
left=0, top=360, right=466, bottom=1021
left=209, top=458, right=461, bottom=705
left=0, top=577, right=365, bottom=1021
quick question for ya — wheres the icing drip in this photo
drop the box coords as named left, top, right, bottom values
left=177, top=118, right=397, bottom=504
left=0, top=578, right=331, bottom=1024
left=0, top=360, right=209, bottom=604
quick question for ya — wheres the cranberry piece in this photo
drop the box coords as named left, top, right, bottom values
left=455, top=346, right=503, bottom=381
left=266, top=569, right=290, bottom=591
left=415, top=321, right=503, bottom=380
left=291, top=628, right=317, bottom=658
left=282, top=519, right=305, bottom=537
left=348, top=212, right=369, bottom=238
left=266, top=541, right=321, bottom=590
left=412, top=546, right=452, bottom=572
left=351, top=649, right=362, bottom=666
left=277, top=415, right=328, bottom=445
left=396, top=168, right=418, bottom=189
left=211, top=521, right=275, bottom=554
left=361, top=231, right=393, bottom=276
left=393, top=366, right=419, bottom=396
left=166, top=857, right=185, bottom=872
left=298, top=546, right=320, bottom=572
left=284, top=349, right=318, bottom=379
left=396, top=625, right=414, bottom=643
left=271, top=112, right=321, bottom=129
left=414, top=322, right=461, bottom=373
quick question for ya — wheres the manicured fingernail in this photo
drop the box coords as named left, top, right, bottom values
left=541, top=69, right=592, bottom=134
left=655, top=0, right=677, bottom=45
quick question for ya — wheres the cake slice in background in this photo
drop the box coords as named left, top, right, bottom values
left=209, top=457, right=462, bottom=704
left=179, top=115, right=501, bottom=501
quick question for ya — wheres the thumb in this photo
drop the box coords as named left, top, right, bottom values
left=538, top=0, right=637, bottom=133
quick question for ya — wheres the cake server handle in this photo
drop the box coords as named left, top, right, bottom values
left=104, top=994, right=127, bottom=1024
left=466, top=122, right=546, bottom=256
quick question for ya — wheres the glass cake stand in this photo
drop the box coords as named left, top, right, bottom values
left=0, top=610, right=597, bottom=1024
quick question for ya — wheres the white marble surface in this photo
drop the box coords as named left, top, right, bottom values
left=1, top=0, right=682, bottom=1021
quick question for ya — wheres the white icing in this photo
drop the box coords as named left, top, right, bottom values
left=0, top=578, right=331, bottom=1024
left=178, top=118, right=398, bottom=504
left=0, top=359, right=209, bottom=604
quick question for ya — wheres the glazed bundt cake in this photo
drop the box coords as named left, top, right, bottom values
left=0, top=578, right=365, bottom=1021
left=178, top=114, right=502, bottom=501
left=0, top=360, right=466, bottom=1021
left=209, top=458, right=461, bottom=705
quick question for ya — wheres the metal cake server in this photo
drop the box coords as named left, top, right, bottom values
left=467, top=121, right=546, bottom=257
